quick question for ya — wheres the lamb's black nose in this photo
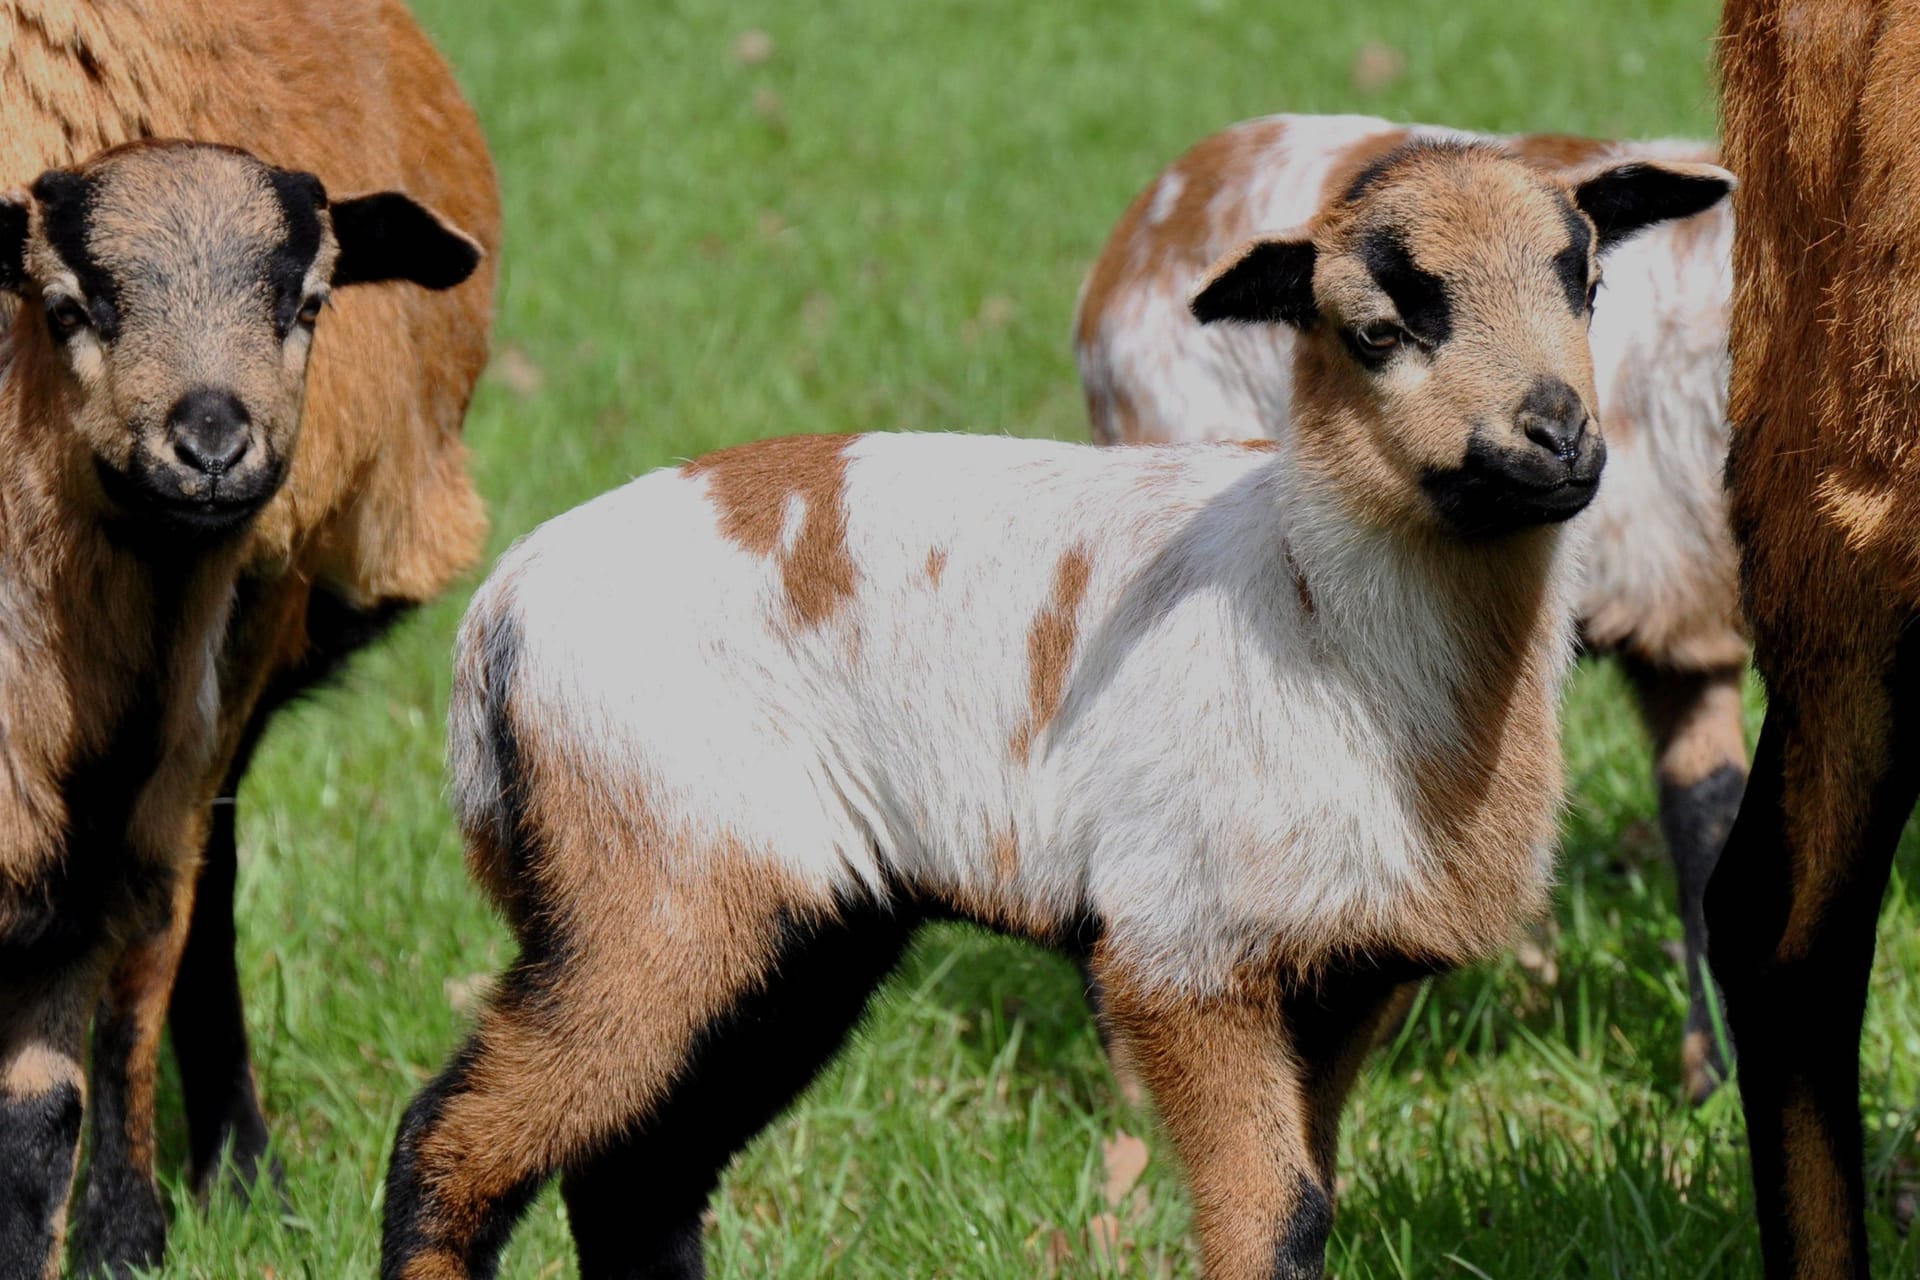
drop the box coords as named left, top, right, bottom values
left=166, top=387, right=251, bottom=474
left=1515, top=377, right=1589, bottom=460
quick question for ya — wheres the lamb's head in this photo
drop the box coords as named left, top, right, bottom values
left=1191, top=140, right=1733, bottom=539
left=0, top=140, right=482, bottom=537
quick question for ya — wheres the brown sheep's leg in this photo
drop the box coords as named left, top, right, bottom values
left=0, top=961, right=101, bottom=1280
left=1707, top=640, right=1920, bottom=1280
left=1092, top=947, right=1402, bottom=1280
left=1623, top=659, right=1749, bottom=1103
left=382, top=884, right=914, bottom=1280
left=168, top=587, right=410, bottom=1196
left=72, top=881, right=193, bottom=1278
left=168, top=754, right=272, bottom=1197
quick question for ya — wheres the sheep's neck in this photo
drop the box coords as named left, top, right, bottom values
left=0, top=332, right=240, bottom=780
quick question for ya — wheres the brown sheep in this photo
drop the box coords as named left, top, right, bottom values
left=1711, top=0, right=1920, bottom=1275
left=0, top=0, right=499, bottom=1273
left=1076, top=114, right=1743, bottom=1102
left=0, top=139, right=481, bottom=1280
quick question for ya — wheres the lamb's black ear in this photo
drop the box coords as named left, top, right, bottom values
left=0, top=193, right=28, bottom=293
left=329, top=191, right=483, bottom=290
left=1189, top=235, right=1319, bottom=328
left=1574, top=160, right=1736, bottom=252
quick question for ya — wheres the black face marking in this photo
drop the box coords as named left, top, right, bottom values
left=1356, top=227, right=1452, bottom=345
left=1341, top=138, right=1494, bottom=206
left=1343, top=150, right=1405, bottom=205
left=1552, top=195, right=1595, bottom=315
left=29, top=168, right=121, bottom=340
left=265, top=169, right=326, bottom=338
left=1420, top=428, right=1605, bottom=538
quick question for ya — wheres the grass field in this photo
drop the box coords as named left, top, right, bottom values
left=140, top=0, right=1920, bottom=1275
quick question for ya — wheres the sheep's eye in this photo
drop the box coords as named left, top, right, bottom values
left=295, top=291, right=328, bottom=328
left=45, top=295, right=91, bottom=341
left=1356, top=322, right=1404, bottom=353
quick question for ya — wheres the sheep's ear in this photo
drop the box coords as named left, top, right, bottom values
left=329, top=191, right=483, bottom=291
left=1189, top=235, right=1319, bottom=328
left=1574, top=161, right=1736, bottom=252
left=0, top=193, right=27, bottom=293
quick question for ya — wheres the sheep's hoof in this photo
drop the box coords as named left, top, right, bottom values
left=193, top=1111, right=287, bottom=1211
left=71, top=1171, right=165, bottom=1280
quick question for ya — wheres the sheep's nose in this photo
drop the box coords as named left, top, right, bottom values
left=166, top=387, right=251, bottom=474
left=1515, top=377, right=1589, bottom=460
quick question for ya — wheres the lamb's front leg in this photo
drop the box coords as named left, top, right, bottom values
left=1092, top=946, right=1399, bottom=1280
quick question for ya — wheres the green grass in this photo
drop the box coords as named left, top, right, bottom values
left=142, top=0, right=1920, bottom=1275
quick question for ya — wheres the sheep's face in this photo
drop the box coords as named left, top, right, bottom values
left=1191, top=142, right=1734, bottom=539
left=0, top=140, right=482, bottom=539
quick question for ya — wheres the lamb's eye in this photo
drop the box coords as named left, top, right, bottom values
left=295, top=291, right=328, bottom=328
left=45, top=295, right=91, bottom=340
left=1356, top=322, right=1404, bottom=353
left=1586, top=279, right=1601, bottom=312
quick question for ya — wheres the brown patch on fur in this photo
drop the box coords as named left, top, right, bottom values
left=1238, top=438, right=1280, bottom=452
left=1010, top=547, right=1093, bottom=762
left=0, top=1045, right=81, bottom=1097
left=685, top=434, right=859, bottom=627
left=925, top=546, right=947, bottom=586
left=1504, top=132, right=1614, bottom=173
left=1075, top=117, right=1294, bottom=359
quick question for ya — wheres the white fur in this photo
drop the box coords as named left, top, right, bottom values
left=456, top=432, right=1579, bottom=992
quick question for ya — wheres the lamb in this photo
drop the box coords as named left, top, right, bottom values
left=0, top=0, right=502, bottom=1248
left=381, top=141, right=1730, bottom=1280
left=0, top=140, right=481, bottom=1279
left=1075, top=112, right=1743, bottom=1102
left=1710, top=1, right=1920, bottom=1274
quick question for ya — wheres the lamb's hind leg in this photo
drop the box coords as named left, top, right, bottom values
left=382, top=869, right=912, bottom=1280
left=1624, top=658, right=1748, bottom=1103
left=1092, top=946, right=1402, bottom=1280
left=561, top=908, right=914, bottom=1279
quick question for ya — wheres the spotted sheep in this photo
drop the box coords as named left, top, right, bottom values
left=0, top=140, right=481, bottom=1279
left=378, top=141, right=1730, bottom=1280
left=1076, top=113, right=1743, bottom=1103
left=0, top=1, right=502, bottom=1267
left=1710, top=2, right=1920, bottom=1276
